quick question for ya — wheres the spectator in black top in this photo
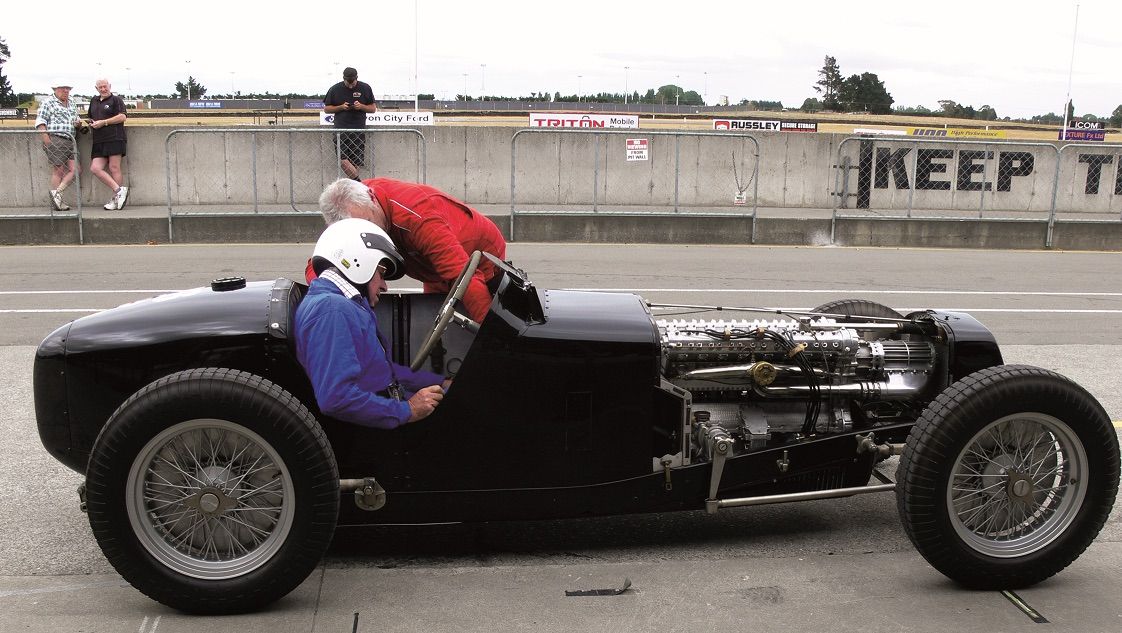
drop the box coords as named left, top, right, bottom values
left=86, top=79, right=129, bottom=210
left=323, top=67, right=376, bottom=180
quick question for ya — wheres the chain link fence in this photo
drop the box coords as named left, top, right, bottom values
left=832, top=137, right=1060, bottom=220
left=1055, top=143, right=1122, bottom=217
left=164, top=128, right=427, bottom=216
left=0, top=128, right=84, bottom=217
left=511, top=129, right=759, bottom=238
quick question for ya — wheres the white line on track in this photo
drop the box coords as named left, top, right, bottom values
left=8, top=308, right=1122, bottom=315
left=4, top=288, right=1122, bottom=296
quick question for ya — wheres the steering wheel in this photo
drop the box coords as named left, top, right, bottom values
left=410, top=251, right=482, bottom=371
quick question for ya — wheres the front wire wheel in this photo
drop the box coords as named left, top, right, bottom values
left=898, top=365, right=1119, bottom=588
left=947, top=413, right=1087, bottom=558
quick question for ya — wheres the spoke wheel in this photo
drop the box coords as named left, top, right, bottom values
left=898, top=365, right=1118, bottom=589
left=85, top=368, right=339, bottom=614
left=947, top=413, right=1086, bottom=558
left=127, top=419, right=296, bottom=580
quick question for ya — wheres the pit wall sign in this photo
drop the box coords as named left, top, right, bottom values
left=712, top=119, right=818, bottom=132
left=626, top=138, right=649, bottom=161
left=319, top=112, right=435, bottom=126
left=1060, top=129, right=1106, bottom=142
left=853, top=142, right=1122, bottom=208
left=528, top=113, right=639, bottom=129
left=909, top=128, right=1007, bottom=139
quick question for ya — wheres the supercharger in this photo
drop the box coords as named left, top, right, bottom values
left=656, top=317, right=936, bottom=460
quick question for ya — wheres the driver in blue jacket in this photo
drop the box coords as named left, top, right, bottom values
left=295, top=218, right=446, bottom=428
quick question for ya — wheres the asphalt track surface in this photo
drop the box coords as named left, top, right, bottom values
left=1, top=243, right=1120, bottom=632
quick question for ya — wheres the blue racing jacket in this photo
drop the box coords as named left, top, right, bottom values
left=294, top=271, right=444, bottom=429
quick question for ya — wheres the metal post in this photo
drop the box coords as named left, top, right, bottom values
left=288, top=131, right=298, bottom=212
left=1047, top=145, right=1064, bottom=248
left=750, top=141, right=760, bottom=242
left=593, top=133, right=600, bottom=212
left=251, top=131, right=259, bottom=212
left=978, top=146, right=990, bottom=218
left=908, top=141, right=919, bottom=217
left=674, top=134, right=681, bottom=212
left=165, top=131, right=175, bottom=243
left=510, top=131, right=518, bottom=240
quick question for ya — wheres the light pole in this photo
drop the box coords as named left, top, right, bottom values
left=704, top=71, right=708, bottom=101
left=624, top=66, right=630, bottom=105
left=480, top=64, right=486, bottom=98
left=125, top=67, right=131, bottom=94
left=1061, top=3, right=1080, bottom=141
left=462, top=73, right=468, bottom=100
left=186, top=60, right=192, bottom=100
left=675, top=74, right=680, bottom=107
left=230, top=71, right=236, bottom=96
left=577, top=75, right=582, bottom=102
left=413, top=0, right=419, bottom=111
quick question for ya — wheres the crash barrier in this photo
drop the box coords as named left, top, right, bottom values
left=510, top=129, right=760, bottom=240
left=0, top=129, right=84, bottom=242
left=831, top=137, right=1122, bottom=247
left=163, top=127, right=427, bottom=232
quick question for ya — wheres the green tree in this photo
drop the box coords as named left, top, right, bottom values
left=813, top=55, right=842, bottom=110
left=174, top=76, right=207, bottom=99
left=0, top=37, right=13, bottom=107
left=800, top=97, right=822, bottom=112
left=837, top=72, right=893, bottom=114
left=1065, top=100, right=1075, bottom=120
left=1110, top=105, right=1122, bottom=128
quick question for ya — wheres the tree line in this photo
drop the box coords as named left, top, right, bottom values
left=2, top=37, right=1120, bottom=127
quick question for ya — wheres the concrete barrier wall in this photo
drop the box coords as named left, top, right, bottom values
left=2, top=126, right=1120, bottom=218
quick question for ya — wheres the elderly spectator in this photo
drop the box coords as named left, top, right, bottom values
left=34, top=80, right=85, bottom=211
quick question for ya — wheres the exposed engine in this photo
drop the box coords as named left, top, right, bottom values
left=657, top=316, right=938, bottom=462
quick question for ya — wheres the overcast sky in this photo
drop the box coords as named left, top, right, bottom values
left=6, top=0, right=1117, bottom=118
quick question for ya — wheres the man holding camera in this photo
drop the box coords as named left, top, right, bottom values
left=323, top=66, right=377, bottom=180
left=86, top=79, right=129, bottom=210
left=34, top=80, right=84, bottom=211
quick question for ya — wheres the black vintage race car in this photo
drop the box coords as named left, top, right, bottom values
left=34, top=253, right=1119, bottom=614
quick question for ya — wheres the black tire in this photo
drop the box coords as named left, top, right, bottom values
left=812, top=299, right=903, bottom=320
left=897, top=365, right=1119, bottom=589
left=85, top=368, right=340, bottom=614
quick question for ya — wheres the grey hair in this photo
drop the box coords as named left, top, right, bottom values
left=318, top=178, right=380, bottom=225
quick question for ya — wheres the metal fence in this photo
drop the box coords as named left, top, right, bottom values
left=510, top=129, right=760, bottom=238
left=831, top=137, right=1122, bottom=247
left=0, top=129, right=84, bottom=240
left=163, top=127, right=427, bottom=217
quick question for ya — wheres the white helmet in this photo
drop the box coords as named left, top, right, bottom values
left=311, top=218, right=404, bottom=285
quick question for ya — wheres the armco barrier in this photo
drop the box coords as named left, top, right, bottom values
left=510, top=129, right=760, bottom=241
left=163, top=128, right=426, bottom=241
left=0, top=129, right=84, bottom=242
left=832, top=137, right=1061, bottom=247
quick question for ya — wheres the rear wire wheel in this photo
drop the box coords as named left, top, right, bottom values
left=85, top=368, right=340, bottom=614
left=811, top=299, right=903, bottom=321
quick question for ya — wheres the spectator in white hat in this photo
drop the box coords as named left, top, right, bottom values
left=34, top=80, right=86, bottom=211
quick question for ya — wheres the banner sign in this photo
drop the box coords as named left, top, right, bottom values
left=319, top=112, right=435, bottom=126
left=626, top=138, right=649, bottom=161
left=1071, top=119, right=1104, bottom=130
left=910, top=128, right=1007, bottom=139
left=1059, top=129, right=1106, bottom=142
left=528, top=113, right=639, bottom=128
left=712, top=119, right=817, bottom=132
left=0, top=108, right=26, bottom=118
left=188, top=101, right=224, bottom=109
left=303, top=100, right=325, bottom=109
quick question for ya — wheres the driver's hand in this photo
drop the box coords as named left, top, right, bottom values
left=406, top=385, right=445, bottom=423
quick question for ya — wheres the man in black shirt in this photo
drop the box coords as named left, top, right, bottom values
left=323, top=67, right=377, bottom=180
left=86, top=79, right=129, bottom=210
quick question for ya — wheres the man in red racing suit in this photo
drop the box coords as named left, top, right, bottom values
left=311, top=178, right=506, bottom=323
